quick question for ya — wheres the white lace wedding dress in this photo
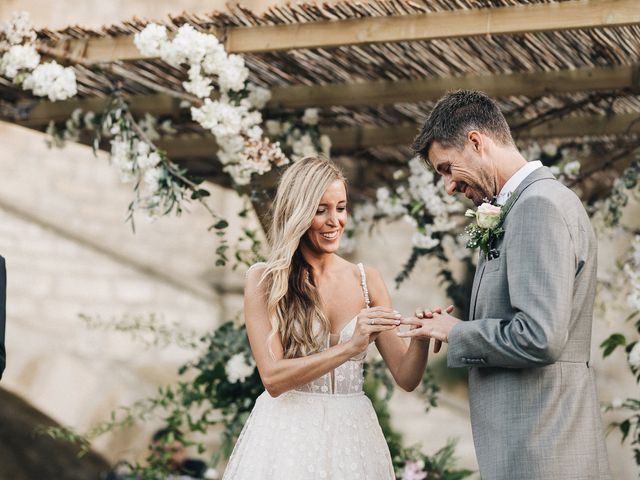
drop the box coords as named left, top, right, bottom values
left=222, top=263, right=395, bottom=480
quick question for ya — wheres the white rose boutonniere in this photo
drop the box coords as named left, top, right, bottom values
left=465, top=202, right=505, bottom=259
left=475, top=203, right=502, bottom=229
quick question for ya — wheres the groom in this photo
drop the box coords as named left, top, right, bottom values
left=400, top=90, right=611, bottom=479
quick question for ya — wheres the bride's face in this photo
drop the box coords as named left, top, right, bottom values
left=303, top=179, right=348, bottom=254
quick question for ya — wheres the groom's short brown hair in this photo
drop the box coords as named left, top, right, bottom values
left=411, top=90, right=514, bottom=164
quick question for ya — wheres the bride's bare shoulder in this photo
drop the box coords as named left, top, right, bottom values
left=245, top=262, right=267, bottom=288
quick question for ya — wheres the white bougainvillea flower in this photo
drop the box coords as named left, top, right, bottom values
left=22, top=61, right=77, bottom=101
left=0, top=44, right=40, bottom=79
left=226, top=353, right=255, bottom=383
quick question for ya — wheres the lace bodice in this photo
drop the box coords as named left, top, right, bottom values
left=295, top=263, right=370, bottom=395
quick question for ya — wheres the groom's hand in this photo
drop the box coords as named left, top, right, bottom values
left=398, top=305, right=459, bottom=350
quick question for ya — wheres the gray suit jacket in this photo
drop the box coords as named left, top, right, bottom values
left=448, top=168, right=611, bottom=479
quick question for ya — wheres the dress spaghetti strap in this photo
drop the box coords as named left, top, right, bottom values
left=356, top=263, right=371, bottom=308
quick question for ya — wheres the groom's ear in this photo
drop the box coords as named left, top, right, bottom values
left=467, top=130, right=483, bottom=154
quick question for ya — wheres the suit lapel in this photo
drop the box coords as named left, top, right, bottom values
left=467, top=167, right=556, bottom=321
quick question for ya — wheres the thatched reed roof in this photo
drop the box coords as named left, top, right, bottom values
left=1, top=0, right=639, bottom=197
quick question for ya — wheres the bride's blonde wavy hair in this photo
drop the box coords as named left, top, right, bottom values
left=260, top=156, right=346, bottom=359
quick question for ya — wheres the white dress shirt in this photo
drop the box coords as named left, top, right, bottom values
left=495, top=160, right=543, bottom=206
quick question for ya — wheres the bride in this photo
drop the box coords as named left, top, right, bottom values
left=223, top=156, right=436, bottom=479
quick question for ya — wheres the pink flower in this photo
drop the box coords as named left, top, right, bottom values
left=400, top=460, right=428, bottom=480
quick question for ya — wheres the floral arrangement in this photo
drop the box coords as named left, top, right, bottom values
left=134, top=23, right=289, bottom=187
left=600, top=234, right=640, bottom=468
left=0, top=12, right=77, bottom=100
left=395, top=442, right=473, bottom=480
left=265, top=108, right=331, bottom=161
left=464, top=203, right=504, bottom=259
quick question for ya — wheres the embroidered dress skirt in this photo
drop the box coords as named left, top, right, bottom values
left=222, top=390, right=395, bottom=480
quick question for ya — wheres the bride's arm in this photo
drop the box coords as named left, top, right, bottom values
left=367, top=266, right=430, bottom=392
left=244, top=265, right=397, bottom=397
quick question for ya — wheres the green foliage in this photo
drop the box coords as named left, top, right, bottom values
left=395, top=440, right=474, bottom=480
left=603, top=156, right=640, bottom=227
left=601, top=309, right=640, bottom=472
left=601, top=333, right=627, bottom=358
left=44, top=318, right=474, bottom=477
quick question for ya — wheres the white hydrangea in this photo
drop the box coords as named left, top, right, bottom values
left=376, top=187, right=405, bottom=217
left=191, top=99, right=244, bottom=137
left=353, top=203, right=376, bottom=224
left=563, top=160, right=581, bottom=178
left=523, top=142, right=542, bottom=161
left=542, top=142, right=558, bottom=157
left=226, top=353, right=255, bottom=383
left=133, top=23, right=167, bottom=57
left=265, top=119, right=283, bottom=136
left=216, top=54, right=248, bottom=92
left=183, top=65, right=213, bottom=98
left=22, top=61, right=77, bottom=101
left=629, top=342, right=640, bottom=369
left=1, top=12, right=36, bottom=46
left=161, top=24, right=215, bottom=67
left=319, top=134, right=332, bottom=157
left=0, top=44, right=40, bottom=79
left=291, top=132, right=317, bottom=161
left=412, top=232, right=440, bottom=250
left=302, top=108, right=320, bottom=126
left=246, top=84, right=271, bottom=109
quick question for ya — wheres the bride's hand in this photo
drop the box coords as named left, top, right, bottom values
left=348, top=307, right=402, bottom=354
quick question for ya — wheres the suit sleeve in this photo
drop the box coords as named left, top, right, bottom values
left=0, top=257, right=6, bottom=379
left=447, top=195, right=575, bottom=368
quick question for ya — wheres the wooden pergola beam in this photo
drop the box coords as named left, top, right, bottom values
left=270, top=64, right=640, bottom=109
left=158, top=113, right=640, bottom=159
left=47, top=0, right=640, bottom=63
left=9, top=65, right=638, bottom=127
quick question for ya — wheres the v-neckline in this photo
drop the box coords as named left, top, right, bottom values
left=329, top=315, right=358, bottom=338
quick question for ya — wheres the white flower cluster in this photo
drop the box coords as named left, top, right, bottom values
left=134, top=23, right=282, bottom=186
left=629, top=342, right=640, bottom=369
left=104, top=109, right=169, bottom=219
left=550, top=159, right=581, bottom=183
left=22, top=61, right=77, bottom=101
left=265, top=109, right=331, bottom=162
left=225, top=353, right=255, bottom=383
left=134, top=24, right=248, bottom=97
left=224, top=137, right=289, bottom=186
left=624, top=235, right=640, bottom=313
left=0, top=12, right=77, bottom=101
left=375, top=157, right=464, bottom=250
left=0, top=11, right=35, bottom=47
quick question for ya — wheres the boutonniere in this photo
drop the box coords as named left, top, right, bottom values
left=465, top=202, right=505, bottom=260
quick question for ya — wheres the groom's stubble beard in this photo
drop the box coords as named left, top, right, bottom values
left=474, top=165, right=498, bottom=205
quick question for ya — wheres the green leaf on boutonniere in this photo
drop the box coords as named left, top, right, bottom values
left=465, top=202, right=506, bottom=257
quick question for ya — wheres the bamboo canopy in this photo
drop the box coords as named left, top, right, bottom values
left=1, top=0, right=639, bottom=198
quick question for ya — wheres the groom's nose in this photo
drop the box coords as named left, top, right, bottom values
left=444, top=177, right=457, bottom=195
